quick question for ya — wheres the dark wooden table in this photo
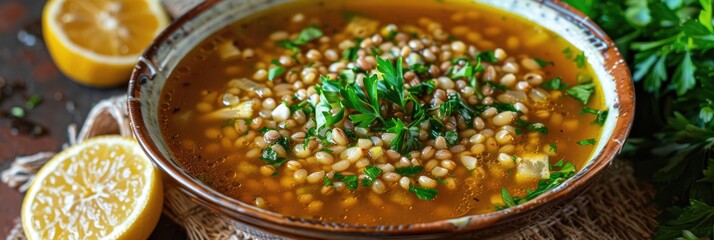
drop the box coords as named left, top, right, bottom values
left=0, top=0, right=185, bottom=238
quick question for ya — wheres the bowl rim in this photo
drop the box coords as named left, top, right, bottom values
left=127, top=0, right=635, bottom=236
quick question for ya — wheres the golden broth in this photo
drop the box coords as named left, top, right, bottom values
left=159, top=0, right=604, bottom=225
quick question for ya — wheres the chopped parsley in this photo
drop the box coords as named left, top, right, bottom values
left=477, top=50, right=498, bottom=63
left=515, top=119, right=548, bottom=134
left=498, top=161, right=576, bottom=209
left=484, top=81, right=507, bottom=90
left=439, top=93, right=479, bottom=126
left=580, top=107, right=609, bottom=125
left=574, top=52, right=586, bottom=68
left=541, top=77, right=568, bottom=90
left=268, top=66, right=286, bottom=81
left=276, top=24, right=323, bottom=51
left=395, top=166, right=424, bottom=177
left=409, top=185, right=438, bottom=201
left=407, top=80, right=436, bottom=96
left=444, top=130, right=459, bottom=145
left=361, top=166, right=383, bottom=186
left=577, top=138, right=596, bottom=146
left=343, top=175, right=359, bottom=191
left=323, top=175, right=333, bottom=187
left=533, top=58, right=554, bottom=67
left=566, top=83, right=595, bottom=104
left=343, top=47, right=359, bottom=61
left=259, top=147, right=287, bottom=168
left=386, top=118, right=421, bottom=154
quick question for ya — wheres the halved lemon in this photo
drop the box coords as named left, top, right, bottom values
left=21, top=136, right=163, bottom=240
left=42, top=0, right=169, bottom=87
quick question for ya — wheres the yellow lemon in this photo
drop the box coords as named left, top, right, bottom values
left=21, top=136, right=163, bottom=240
left=42, top=0, right=169, bottom=87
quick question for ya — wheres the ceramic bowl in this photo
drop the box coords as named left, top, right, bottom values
left=127, top=0, right=635, bottom=238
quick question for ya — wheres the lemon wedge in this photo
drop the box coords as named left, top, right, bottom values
left=42, top=0, right=169, bottom=87
left=21, top=136, right=163, bottom=240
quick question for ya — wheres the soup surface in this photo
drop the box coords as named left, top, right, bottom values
left=159, top=0, right=606, bottom=225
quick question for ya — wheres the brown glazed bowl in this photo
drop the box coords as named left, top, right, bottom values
left=127, top=0, right=635, bottom=238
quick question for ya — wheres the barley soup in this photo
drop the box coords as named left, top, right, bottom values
left=159, top=0, right=606, bottom=225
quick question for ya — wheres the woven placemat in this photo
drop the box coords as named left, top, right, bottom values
left=1, top=95, right=659, bottom=240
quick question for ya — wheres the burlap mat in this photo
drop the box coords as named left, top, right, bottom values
left=1, top=95, right=659, bottom=239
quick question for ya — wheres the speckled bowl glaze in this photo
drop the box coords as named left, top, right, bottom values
left=127, top=0, right=635, bottom=238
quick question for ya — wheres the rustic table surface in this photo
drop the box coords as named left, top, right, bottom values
left=0, top=0, right=186, bottom=238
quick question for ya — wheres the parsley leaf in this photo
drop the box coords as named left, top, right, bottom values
left=361, top=166, right=383, bottom=186
left=534, top=58, right=554, bottom=67
left=439, top=93, right=479, bottom=126
left=577, top=138, right=597, bottom=146
left=343, top=74, right=384, bottom=128
left=498, top=162, right=577, bottom=209
left=343, top=175, right=359, bottom=191
left=395, top=166, right=424, bottom=177
left=386, top=118, right=421, bottom=154
left=409, top=185, right=438, bottom=201
left=260, top=147, right=287, bottom=168
left=315, top=79, right=346, bottom=132
left=541, top=77, right=568, bottom=90
left=580, top=107, right=609, bottom=125
left=294, top=24, right=323, bottom=45
left=654, top=200, right=714, bottom=239
left=407, top=80, right=436, bottom=96
left=574, top=52, right=587, bottom=68
left=376, top=57, right=406, bottom=109
left=323, top=175, right=333, bottom=187
left=566, top=83, right=595, bottom=104
left=343, top=47, right=359, bottom=61
left=276, top=24, right=323, bottom=51
left=477, top=50, right=498, bottom=63
left=501, top=188, right=517, bottom=208
left=444, top=130, right=459, bottom=145
left=268, top=67, right=286, bottom=81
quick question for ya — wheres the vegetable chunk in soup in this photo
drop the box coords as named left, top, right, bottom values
left=159, top=0, right=606, bottom=225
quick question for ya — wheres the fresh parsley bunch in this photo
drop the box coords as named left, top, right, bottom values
left=564, top=0, right=714, bottom=238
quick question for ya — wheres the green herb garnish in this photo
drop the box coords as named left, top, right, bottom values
left=361, top=166, right=383, bottom=186
left=477, top=50, right=498, bottom=63
left=386, top=118, right=421, bottom=154
left=260, top=147, right=287, bottom=168
left=498, top=162, right=576, bottom=209
left=276, top=24, right=323, bottom=51
left=580, top=107, right=609, bottom=125
left=268, top=67, right=285, bottom=81
left=395, top=166, right=424, bottom=177
left=574, top=52, right=587, bottom=68
left=541, top=77, right=568, bottom=90
left=409, top=185, right=438, bottom=201
left=534, top=58, right=554, bottom=67
left=343, top=175, right=359, bottom=191
left=566, top=83, right=595, bottom=104
left=444, top=130, right=459, bottom=145
left=577, top=138, right=596, bottom=146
